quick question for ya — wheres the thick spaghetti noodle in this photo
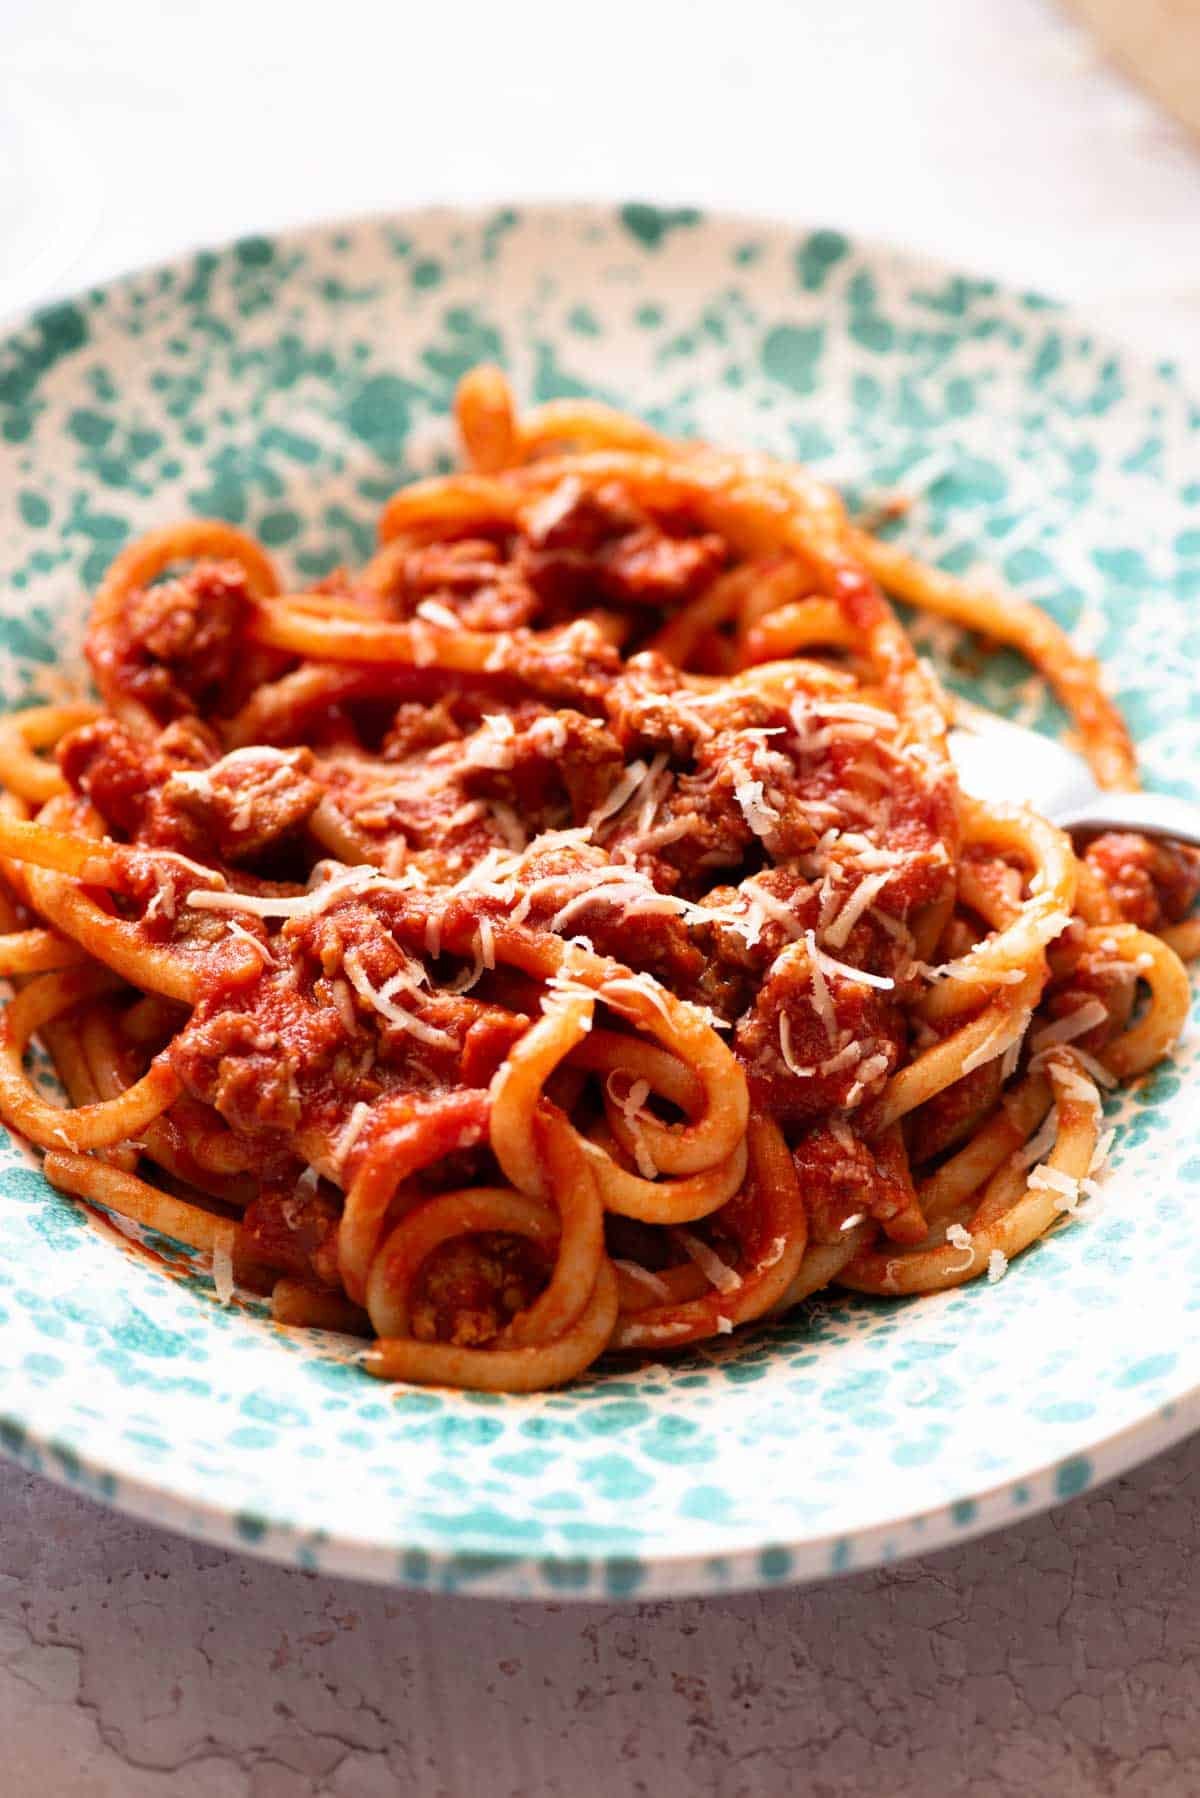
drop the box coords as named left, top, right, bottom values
left=0, top=367, right=1194, bottom=1391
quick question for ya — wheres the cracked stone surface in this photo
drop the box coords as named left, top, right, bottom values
left=5, top=1437, right=1200, bottom=1795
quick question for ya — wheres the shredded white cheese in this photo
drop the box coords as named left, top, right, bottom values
left=611, top=1259, right=672, bottom=1301
left=587, top=759, right=647, bottom=826
left=1029, top=1164, right=1082, bottom=1214
left=342, top=947, right=457, bottom=1049
left=820, top=1040, right=863, bottom=1076
left=805, top=935, right=839, bottom=1049
left=778, top=1013, right=814, bottom=1078
left=211, top=1237, right=235, bottom=1306
left=806, top=928, right=895, bottom=992
left=336, top=1100, right=372, bottom=1168
left=1031, top=999, right=1109, bottom=1053
left=734, top=779, right=780, bottom=839
left=415, top=598, right=462, bottom=630
left=944, top=1223, right=975, bottom=1273
left=740, top=879, right=804, bottom=941
left=1089, top=1128, right=1116, bottom=1176
left=675, top=1229, right=743, bottom=1294
left=606, top=1073, right=657, bottom=1178
left=1032, top=1041, right=1117, bottom=1089
left=487, top=801, right=527, bottom=852
left=961, top=1008, right=1031, bottom=1076
left=186, top=863, right=406, bottom=922
left=821, top=871, right=891, bottom=951
left=225, top=919, right=276, bottom=967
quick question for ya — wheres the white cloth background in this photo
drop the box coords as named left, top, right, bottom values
left=5, top=0, right=1200, bottom=362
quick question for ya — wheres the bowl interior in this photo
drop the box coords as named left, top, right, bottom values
left=0, top=203, right=1198, bottom=1596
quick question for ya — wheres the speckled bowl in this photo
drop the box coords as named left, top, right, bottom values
left=0, top=204, right=1197, bottom=1598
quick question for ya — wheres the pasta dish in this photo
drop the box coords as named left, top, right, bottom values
left=0, top=366, right=1193, bottom=1391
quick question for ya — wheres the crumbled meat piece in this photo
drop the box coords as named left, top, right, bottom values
left=906, top=1059, right=1005, bottom=1164
left=401, top=539, right=541, bottom=632
left=173, top=1010, right=303, bottom=1134
left=735, top=940, right=904, bottom=1124
left=516, top=478, right=725, bottom=617
left=89, top=561, right=251, bottom=722
left=604, top=653, right=776, bottom=760
left=410, top=1231, right=550, bottom=1345
left=1084, top=832, right=1200, bottom=931
left=596, top=526, right=726, bottom=608
left=382, top=698, right=464, bottom=761
left=58, top=716, right=219, bottom=838
left=523, top=478, right=642, bottom=553
left=487, top=624, right=622, bottom=710
left=162, top=746, right=324, bottom=860
left=462, top=710, right=626, bottom=830
left=240, top=1179, right=343, bottom=1285
left=793, top=1121, right=926, bottom=1246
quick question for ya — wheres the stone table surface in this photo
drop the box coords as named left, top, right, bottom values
left=4, top=0, right=1200, bottom=1791
left=4, top=1438, right=1200, bottom=1796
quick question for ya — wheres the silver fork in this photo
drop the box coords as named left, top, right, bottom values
left=948, top=701, right=1200, bottom=848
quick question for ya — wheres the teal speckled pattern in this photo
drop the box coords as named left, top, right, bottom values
left=0, top=204, right=1198, bottom=1598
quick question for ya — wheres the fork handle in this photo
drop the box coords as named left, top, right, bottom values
left=1056, top=791, right=1200, bottom=850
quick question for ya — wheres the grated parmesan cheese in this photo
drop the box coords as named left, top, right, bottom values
left=734, top=779, right=780, bottom=839
left=804, top=933, right=839, bottom=1048
left=961, top=1008, right=1031, bottom=1076
left=1031, top=999, right=1109, bottom=1054
left=464, top=714, right=517, bottom=770
left=740, top=879, right=804, bottom=941
left=806, top=928, right=895, bottom=992
left=1047, top=1060, right=1103, bottom=1113
left=1000, top=1031, right=1024, bottom=1081
left=342, top=947, right=457, bottom=1049
left=226, top=919, right=276, bottom=967
left=587, top=758, right=651, bottom=829
left=330, top=978, right=358, bottom=1034
left=857, top=1051, right=891, bottom=1089
left=186, top=863, right=408, bottom=923
left=1031, top=1041, right=1117, bottom=1089
left=821, top=870, right=891, bottom=951
left=336, top=1100, right=372, bottom=1168
left=530, top=715, right=567, bottom=754
left=601, top=974, right=674, bottom=1030
left=444, top=941, right=485, bottom=995
left=1088, top=1127, right=1116, bottom=1176
left=944, top=1223, right=976, bottom=1273
left=487, top=801, right=527, bottom=851
left=778, top=1012, right=814, bottom=1078
left=1028, top=1164, right=1081, bottom=1211
left=675, top=1229, right=743, bottom=1294
left=211, top=1237, right=235, bottom=1306
left=611, top=1259, right=672, bottom=1301
left=820, top=1040, right=863, bottom=1076
left=415, top=598, right=462, bottom=630
left=760, top=1235, right=788, bottom=1269
left=606, top=1073, right=657, bottom=1178
left=632, top=1320, right=693, bottom=1343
